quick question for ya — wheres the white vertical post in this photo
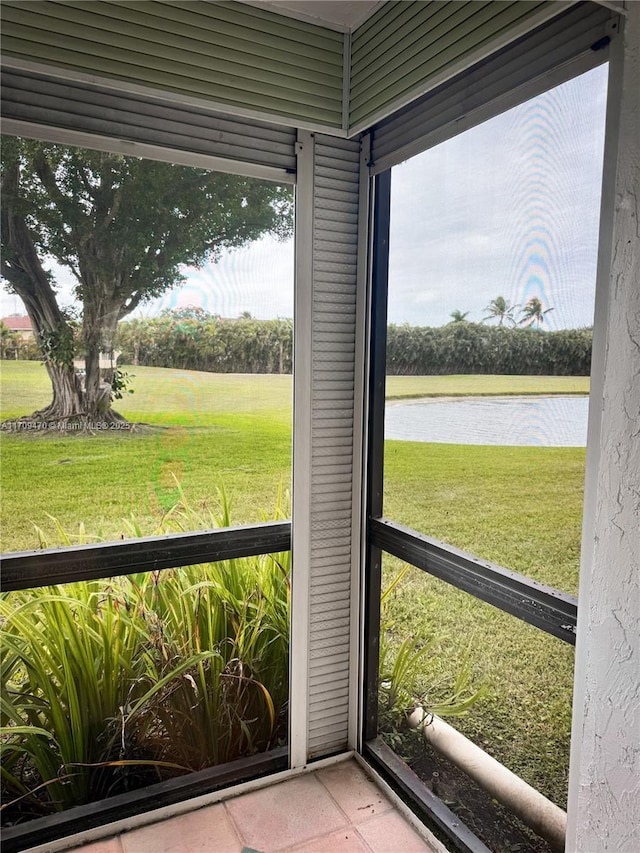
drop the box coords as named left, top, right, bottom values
left=290, top=129, right=314, bottom=769
left=566, top=8, right=640, bottom=851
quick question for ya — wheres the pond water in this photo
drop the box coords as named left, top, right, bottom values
left=385, top=395, right=589, bottom=447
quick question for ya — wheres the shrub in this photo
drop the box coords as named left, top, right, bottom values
left=116, top=311, right=293, bottom=374
left=386, top=323, right=592, bottom=376
left=378, top=566, right=485, bottom=732
left=0, top=488, right=289, bottom=818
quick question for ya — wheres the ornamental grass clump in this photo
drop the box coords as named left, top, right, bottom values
left=0, top=487, right=289, bottom=821
left=378, top=565, right=486, bottom=734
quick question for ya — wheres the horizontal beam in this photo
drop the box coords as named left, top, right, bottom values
left=1, top=746, right=288, bottom=853
left=1, top=521, right=291, bottom=591
left=369, top=518, right=577, bottom=644
left=1, top=118, right=297, bottom=184
left=364, top=738, right=490, bottom=853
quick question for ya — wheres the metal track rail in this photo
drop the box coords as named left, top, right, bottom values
left=1, top=521, right=291, bottom=591
left=370, top=517, right=577, bottom=644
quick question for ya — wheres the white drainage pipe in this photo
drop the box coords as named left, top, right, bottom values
left=408, top=708, right=567, bottom=852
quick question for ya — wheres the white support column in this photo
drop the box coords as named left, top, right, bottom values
left=566, top=7, right=640, bottom=851
left=291, top=129, right=361, bottom=765
left=290, top=129, right=314, bottom=769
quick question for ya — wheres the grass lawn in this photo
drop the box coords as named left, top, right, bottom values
left=1, top=360, right=585, bottom=807
left=380, top=437, right=583, bottom=809
left=0, top=362, right=293, bottom=547
left=385, top=441, right=584, bottom=594
left=386, top=374, right=589, bottom=399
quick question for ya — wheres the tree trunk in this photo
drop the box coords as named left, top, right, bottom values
left=37, top=363, right=85, bottom=420
left=2, top=158, right=86, bottom=424
left=80, top=291, right=125, bottom=423
left=83, top=324, right=102, bottom=419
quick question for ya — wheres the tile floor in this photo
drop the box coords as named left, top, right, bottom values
left=71, top=760, right=440, bottom=853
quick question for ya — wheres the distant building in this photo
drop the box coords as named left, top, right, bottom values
left=1, top=315, right=35, bottom=342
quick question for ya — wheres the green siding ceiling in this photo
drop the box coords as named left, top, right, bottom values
left=1, top=1, right=575, bottom=135
left=350, top=0, right=555, bottom=132
left=369, top=2, right=613, bottom=173
left=0, top=0, right=345, bottom=128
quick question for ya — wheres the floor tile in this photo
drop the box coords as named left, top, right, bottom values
left=284, top=827, right=371, bottom=853
left=120, top=802, right=243, bottom=853
left=225, top=774, right=348, bottom=852
left=75, top=841, right=123, bottom=853
left=316, top=762, right=394, bottom=824
left=69, top=761, right=439, bottom=853
left=356, top=811, right=433, bottom=853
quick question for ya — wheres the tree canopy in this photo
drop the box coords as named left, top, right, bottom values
left=0, top=137, right=293, bottom=425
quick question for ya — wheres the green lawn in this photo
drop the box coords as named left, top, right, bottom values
left=0, top=362, right=293, bottom=547
left=385, top=441, right=584, bottom=594
left=386, top=373, right=589, bottom=399
left=0, top=360, right=585, bottom=807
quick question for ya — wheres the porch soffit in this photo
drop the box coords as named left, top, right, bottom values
left=0, top=0, right=346, bottom=133
left=0, top=1, right=595, bottom=139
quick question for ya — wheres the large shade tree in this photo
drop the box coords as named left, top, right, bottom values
left=1, top=137, right=293, bottom=425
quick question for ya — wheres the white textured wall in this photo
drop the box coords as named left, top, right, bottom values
left=566, top=5, right=640, bottom=852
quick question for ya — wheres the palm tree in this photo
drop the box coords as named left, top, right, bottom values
left=449, top=310, right=470, bottom=323
left=518, top=297, right=554, bottom=328
left=482, top=296, right=519, bottom=327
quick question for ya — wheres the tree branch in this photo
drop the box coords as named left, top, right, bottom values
left=32, top=149, right=71, bottom=213
left=119, top=290, right=146, bottom=318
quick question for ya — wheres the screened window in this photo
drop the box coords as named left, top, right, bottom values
left=0, top=138, right=294, bottom=550
left=0, top=136, right=294, bottom=829
left=365, top=64, right=608, bottom=852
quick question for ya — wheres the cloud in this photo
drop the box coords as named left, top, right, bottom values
left=387, top=64, right=608, bottom=329
left=147, top=235, right=294, bottom=319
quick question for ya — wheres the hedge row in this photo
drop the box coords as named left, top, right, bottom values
left=116, top=312, right=292, bottom=374
left=386, top=322, right=592, bottom=376
left=8, top=312, right=586, bottom=376
left=116, top=314, right=591, bottom=376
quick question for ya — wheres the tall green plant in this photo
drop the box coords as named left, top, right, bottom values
left=1, top=488, right=290, bottom=818
left=378, top=566, right=485, bottom=730
left=1, top=583, right=209, bottom=810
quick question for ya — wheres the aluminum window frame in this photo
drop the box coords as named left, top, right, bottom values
left=360, top=38, right=614, bottom=853
left=0, top=119, right=302, bottom=851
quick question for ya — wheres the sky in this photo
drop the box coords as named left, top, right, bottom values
left=388, top=63, right=609, bottom=329
left=1, top=65, right=608, bottom=329
left=0, top=235, right=295, bottom=322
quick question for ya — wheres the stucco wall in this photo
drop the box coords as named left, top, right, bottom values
left=567, top=5, right=640, bottom=851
